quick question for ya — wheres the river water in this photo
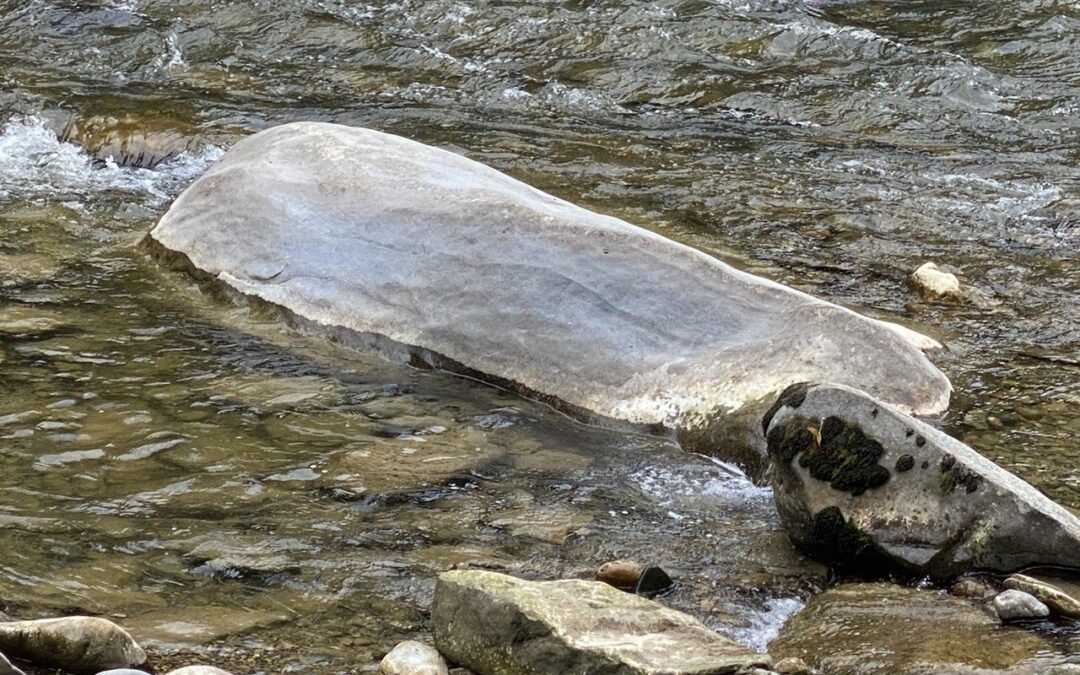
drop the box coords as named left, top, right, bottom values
left=0, top=0, right=1077, bottom=673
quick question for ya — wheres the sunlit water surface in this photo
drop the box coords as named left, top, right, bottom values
left=0, top=0, right=1077, bottom=672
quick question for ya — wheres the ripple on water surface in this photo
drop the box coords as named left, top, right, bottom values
left=0, top=0, right=1078, bottom=670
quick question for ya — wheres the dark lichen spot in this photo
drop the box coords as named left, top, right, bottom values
left=915, top=434, right=926, bottom=447
left=871, top=407, right=879, bottom=417
left=895, top=454, right=915, bottom=472
left=766, top=420, right=815, bottom=463
left=906, top=428, right=914, bottom=437
left=782, top=415, right=891, bottom=496
left=801, top=506, right=892, bottom=574
left=921, top=460, right=930, bottom=469
left=940, top=454, right=956, bottom=471
left=941, top=462, right=982, bottom=495
left=761, top=381, right=811, bottom=436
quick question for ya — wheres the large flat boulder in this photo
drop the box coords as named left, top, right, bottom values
left=765, top=383, right=1080, bottom=576
left=146, top=121, right=950, bottom=477
left=431, top=570, right=770, bottom=674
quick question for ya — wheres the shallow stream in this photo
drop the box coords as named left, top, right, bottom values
left=0, top=0, right=1078, bottom=672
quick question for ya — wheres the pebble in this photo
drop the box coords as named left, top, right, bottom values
left=950, top=577, right=996, bottom=600
left=993, top=590, right=1050, bottom=622
left=379, top=641, right=449, bottom=675
left=595, top=560, right=643, bottom=590
left=910, top=262, right=963, bottom=301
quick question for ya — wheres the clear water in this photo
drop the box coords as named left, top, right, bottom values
left=0, top=0, right=1077, bottom=672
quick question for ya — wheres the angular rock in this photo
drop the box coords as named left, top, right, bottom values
left=432, top=570, right=770, bottom=674
left=766, top=383, right=1080, bottom=576
left=379, top=641, right=448, bottom=675
left=146, top=121, right=950, bottom=479
left=0, top=651, right=26, bottom=675
left=910, top=262, right=962, bottom=301
left=992, top=590, right=1050, bottom=622
left=165, top=667, right=235, bottom=675
left=1004, top=574, right=1080, bottom=619
left=0, top=617, right=146, bottom=674
left=768, top=583, right=1052, bottom=674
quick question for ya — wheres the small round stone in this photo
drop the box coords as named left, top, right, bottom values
left=992, top=590, right=1050, bottom=623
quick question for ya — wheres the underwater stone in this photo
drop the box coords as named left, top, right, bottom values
left=147, top=121, right=950, bottom=479
left=766, top=383, right=1080, bottom=577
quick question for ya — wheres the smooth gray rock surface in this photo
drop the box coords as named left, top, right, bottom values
left=765, top=383, right=1080, bottom=576
left=1004, top=574, right=1080, bottom=618
left=0, top=651, right=25, bottom=675
left=993, top=590, right=1050, bottom=622
left=0, top=617, right=146, bottom=674
left=379, top=641, right=448, bottom=675
left=432, top=570, right=771, bottom=674
left=147, top=121, right=950, bottom=477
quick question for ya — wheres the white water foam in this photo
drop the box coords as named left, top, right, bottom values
left=0, top=116, right=222, bottom=205
left=630, top=455, right=770, bottom=515
left=721, top=596, right=805, bottom=652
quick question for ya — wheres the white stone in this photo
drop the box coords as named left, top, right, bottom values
left=911, top=262, right=962, bottom=301
left=993, top=590, right=1050, bottom=622
left=379, top=641, right=448, bottom=675
left=148, top=122, right=951, bottom=477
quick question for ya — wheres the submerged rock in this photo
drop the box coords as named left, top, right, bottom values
left=1004, top=574, right=1080, bottom=619
left=146, top=121, right=950, bottom=478
left=0, top=617, right=146, bottom=674
left=993, top=590, right=1050, bottom=622
left=379, top=641, right=449, bottom=675
left=765, top=383, right=1080, bottom=576
left=910, top=262, right=963, bottom=302
left=432, top=570, right=771, bottom=674
left=768, top=583, right=1051, bottom=674
left=0, top=651, right=26, bottom=675
left=165, top=667, right=235, bottom=675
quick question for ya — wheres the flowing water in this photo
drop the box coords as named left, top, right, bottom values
left=0, top=0, right=1078, bottom=672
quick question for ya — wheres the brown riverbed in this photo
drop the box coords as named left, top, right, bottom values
left=0, top=0, right=1077, bottom=672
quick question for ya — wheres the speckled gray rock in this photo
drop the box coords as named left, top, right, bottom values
left=0, top=651, right=26, bottom=675
left=1004, top=574, right=1080, bottom=618
left=993, top=590, right=1050, bottom=622
left=164, top=667, right=234, bottom=675
left=0, top=617, right=146, bottom=674
left=766, top=383, right=1080, bottom=576
left=379, top=641, right=448, bottom=675
left=432, top=570, right=771, bottom=674
left=147, top=121, right=950, bottom=478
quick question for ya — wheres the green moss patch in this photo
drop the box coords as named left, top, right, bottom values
left=767, top=415, right=891, bottom=496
